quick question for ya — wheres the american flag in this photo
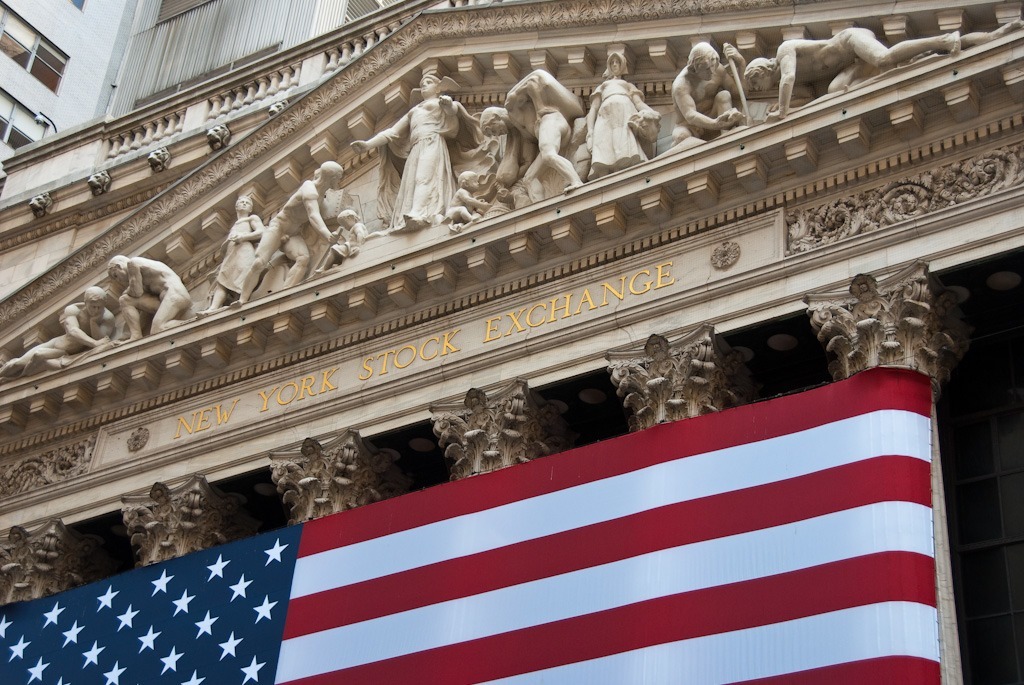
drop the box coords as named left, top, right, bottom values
left=0, top=367, right=939, bottom=684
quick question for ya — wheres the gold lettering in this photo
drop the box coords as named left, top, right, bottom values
left=655, top=262, right=675, bottom=289
left=600, top=277, right=627, bottom=306
left=276, top=381, right=299, bottom=405
left=320, top=367, right=339, bottom=392
left=394, top=345, right=417, bottom=369
left=420, top=336, right=440, bottom=360
left=628, top=269, right=653, bottom=295
left=214, top=399, right=239, bottom=425
left=549, top=294, right=573, bottom=322
left=376, top=350, right=394, bottom=376
left=298, top=375, right=318, bottom=400
left=442, top=329, right=461, bottom=355
left=505, top=308, right=528, bottom=336
left=526, top=303, right=547, bottom=327
left=196, top=408, right=213, bottom=432
left=358, top=358, right=374, bottom=381
left=174, top=414, right=197, bottom=439
left=574, top=288, right=598, bottom=315
left=257, top=387, right=277, bottom=412
left=483, top=317, right=502, bottom=343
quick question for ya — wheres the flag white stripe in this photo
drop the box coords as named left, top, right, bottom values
left=479, top=602, right=939, bottom=685
left=291, top=410, right=930, bottom=597
left=276, top=502, right=933, bottom=681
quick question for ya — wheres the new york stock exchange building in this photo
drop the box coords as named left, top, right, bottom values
left=1, top=0, right=1024, bottom=683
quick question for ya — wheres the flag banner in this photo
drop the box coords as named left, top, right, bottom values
left=0, top=367, right=938, bottom=685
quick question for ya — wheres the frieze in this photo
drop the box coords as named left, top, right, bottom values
left=787, top=141, right=1024, bottom=254
left=0, top=435, right=94, bottom=497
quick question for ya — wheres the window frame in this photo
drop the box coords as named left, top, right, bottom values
left=0, top=3, right=68, bottom=92
left=0, top=88, right=46, bottom=150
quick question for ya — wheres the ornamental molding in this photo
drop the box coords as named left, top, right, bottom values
left=0, top=435, right=94, bottom=497
left=121, top=474, right=259, bottom=567
left=787, top=141, right=1024, bottom=254
left=270, top=432, right=411, bottom=525
left=431, top=378, right=576, bottom=480
left=0, top=519, right=115, bottom=605
left=806, top=261, right=971, bottom=388
left=607, top=325, right=757, bottom=432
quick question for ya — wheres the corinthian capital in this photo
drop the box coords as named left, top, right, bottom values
left=606, top=324, right=757, bottom=432
left=0, top=520, right=115, bottom=605
left=806, top=262, right=971, bottom=386
left=122, top=474, right=259, bottom=567
left=431, top=379, right=576, bottom=480
left=270, top=431, right=411, bottom=525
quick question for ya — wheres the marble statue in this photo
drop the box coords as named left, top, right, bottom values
left=315, top=209, right=369, bottom=274
left=0, top=287, right=115, bottom=380
left=480, top=106, right=534, bottom=208
left=201, top=195, right=265, bottom=312
left=351, top=70, right=490, bottom=232
left=586, top=48, right=661, bottom=179
left=671, top=42, right=747, bottom=148
left=238, top=161, right=345, bottom=304
left=745, top=22, right=1023, bottom=121
left=107, top=256, right=192, bottom=342
left=443, top=171, right=496, bottom=231
left=502, top=69, right=586, bottom=201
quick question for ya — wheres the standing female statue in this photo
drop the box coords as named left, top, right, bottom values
left=586, top=48, right=661, bottom=180
left=352, top=70, right=490, bottom=232
left=202, top=194, right=264, bottom=312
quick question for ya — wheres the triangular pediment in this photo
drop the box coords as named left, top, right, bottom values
left=0, top=0, right=1022, bottom=442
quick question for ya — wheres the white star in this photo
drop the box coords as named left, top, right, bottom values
left=218, top=632, right=242, bottom=660
left=207, top=554, right=230, bottom=580
left=27, top=656, right=49, bottom=683
left=241, top=655, right=265, bottom=684
left=151, top=570, right=174, bottom=595
left=97, top=586, right=118, bottom=610
left=194, top=611, right=219, bottom=637
left=181, top=670, right=205, bottom=685
left=228, top=575, right=252, bottom=601
left=263, top=538, right=287, bottom=565
left=137, top=626, right=160, bottom=652
left=0, top=614, right=10, bottom=638
left=55, top=678, right=70, bottom=685
left=253, top=596, right=277, bottom=623
left=103, top=660, right=126, bottom=685
left=9, top=636, right=29, bottom=661
left=160, top=647, right=183, bottom=674
left=42, top=602, right=65, bottom=627
left=62, top=620, right=84, bottom=646
left=172, top=590, right=195, bottom=616
left=116, top=604, right=139, bottom=631
left=82, top=640, right=104, bottom=666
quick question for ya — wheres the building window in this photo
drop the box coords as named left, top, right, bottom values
left=0, top=89, right=45, bottom=149
left=68, top=0, right=85, bottom=8
left=0, top=4, right=67, bottom=92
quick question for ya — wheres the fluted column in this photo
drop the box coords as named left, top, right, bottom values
left=0, top=520, right=114, bottom=605
left=606, top=324, right=757, bottom=432
left=431, top=379, right=576, bottom=480
left=806, top=261, right=971, bottom=685
left=122, top=475, right=259, bottom=567
left=270, top=431, right=411, bottom=525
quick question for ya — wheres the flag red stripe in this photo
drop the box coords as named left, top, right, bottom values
left=298, top=368, right=931, bottom=557
left=732, top=656, right=941, bottom=685
left=279, top=551, right=936, bottom=685
left=283, top=455, right=930, bottom=639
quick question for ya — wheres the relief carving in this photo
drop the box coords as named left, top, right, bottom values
left=607, top=325, right=757, bottom=432
left=431, top=379, right=576, bottom=480
left=787, top=142, right=1024, bottom=253
left=28, top=192, right=53, bottom=218
left=122, top=474, right=259, bottom=567
left=206, top=123, right=232, bottom=150
left=270, top=432, right=411, bottom=525
left=806, top=262, right=971, bottom=387
left=147, top=146, right=171, bottom=172
left=87, top=170, right=112, bottom=196
left=0, top=520, right=115, bottom=605
left=0, top=435, right=94, bottom=497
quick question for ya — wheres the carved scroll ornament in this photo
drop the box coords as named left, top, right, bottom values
left=0, top=435, right=94, bottom=497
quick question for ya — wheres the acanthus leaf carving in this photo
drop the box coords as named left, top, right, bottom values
left=606, top=324, right=757, bottom=432
left=270, top=431, right=411, bottom=525
left=431, top=379, right=576, bottom=480
left=0, top=435, right=95, bottom=497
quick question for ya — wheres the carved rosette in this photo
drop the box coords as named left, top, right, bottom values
left=121, top=474, right=259, bottom=567
left=0, top=520, right=115, bottom=605
left=606, top=325, right=757, bottom=432
left=806, top=262, right=971, bottom=388
left=270, top=432, right=411, bottom=525
left=431, top=379, right=576, bottom=480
